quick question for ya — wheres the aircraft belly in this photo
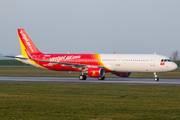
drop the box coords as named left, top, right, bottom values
left=115, top=64, right=143, bottom=72
left=104, top=64, right=115, bottom=71
left=115, top=63, right=162, bottom=72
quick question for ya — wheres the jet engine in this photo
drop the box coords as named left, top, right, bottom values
left=87, top=68, right=105, bottom=77
left=113, top=72, right=132, bottom=77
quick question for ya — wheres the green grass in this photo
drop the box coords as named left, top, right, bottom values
left=0, top=67, right=180, bottom=78
left=0, top=60, right=180, bottom=119
left=0, top=60, right=31, bottom=66
left=0, top=83, right=180, bottom=120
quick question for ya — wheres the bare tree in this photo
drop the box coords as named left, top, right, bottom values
left=170, top=50, right=180, bottom=61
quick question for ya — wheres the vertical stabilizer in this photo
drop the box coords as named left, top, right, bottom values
left=18, top=29, right=41, bottom=57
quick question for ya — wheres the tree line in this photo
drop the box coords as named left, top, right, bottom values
left=170, top=50, right=180, bottom=61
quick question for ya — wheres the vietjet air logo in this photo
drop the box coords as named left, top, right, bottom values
left=50, top=55, right=81, bottom=62
left=20, top=30, right=34, bottom=53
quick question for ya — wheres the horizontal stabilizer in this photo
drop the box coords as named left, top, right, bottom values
left=4, top=55, right=29, bottom=59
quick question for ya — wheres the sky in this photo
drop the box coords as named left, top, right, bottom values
left=0, top=0, right=180, bottom=57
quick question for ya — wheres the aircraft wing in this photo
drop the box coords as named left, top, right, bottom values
left=32, top=59, right=104, bottom=69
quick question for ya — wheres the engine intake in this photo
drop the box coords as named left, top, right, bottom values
left=87, top=68, right=105, bottom=78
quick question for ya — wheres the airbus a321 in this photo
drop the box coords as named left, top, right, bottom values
left=6, top=29, right=178, bottom=81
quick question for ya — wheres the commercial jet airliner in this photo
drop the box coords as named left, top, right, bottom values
left=6, top=29, right=178, bottom=81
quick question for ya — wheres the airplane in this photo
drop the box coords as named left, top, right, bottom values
left=5, top=29, right=178, bottom=81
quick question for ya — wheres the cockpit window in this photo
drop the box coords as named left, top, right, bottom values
left=168, top=59, right=171, bottom=62
left=161, top=59, right=172, bottom=62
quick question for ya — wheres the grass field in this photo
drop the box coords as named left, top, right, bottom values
left=0, top=67, right=180, bottom=79
left=0, top=60, right=31, bottom=66
left=0, top=61, right=180, bottom=119
left=0, top=83, right=180, bottom=120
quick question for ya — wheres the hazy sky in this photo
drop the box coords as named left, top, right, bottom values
left=0, top=0, right=180, bottom=57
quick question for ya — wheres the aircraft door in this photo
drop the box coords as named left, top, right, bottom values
left=150, top=56, right=156, bottom=66
left=116, top=58, right=121, bottom=66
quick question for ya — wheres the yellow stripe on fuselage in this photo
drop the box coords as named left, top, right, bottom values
left=29, top=59, right=47, bottom=69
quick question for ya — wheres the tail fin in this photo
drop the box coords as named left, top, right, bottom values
left=18, top=29, right=41, bottom=58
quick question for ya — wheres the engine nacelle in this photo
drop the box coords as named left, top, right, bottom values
left=87, top=68, right=105, bottom=78
left=114, top=72, right=132, bottom=77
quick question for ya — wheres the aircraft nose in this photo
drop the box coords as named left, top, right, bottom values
left=171, top=62, right=178, bottom=71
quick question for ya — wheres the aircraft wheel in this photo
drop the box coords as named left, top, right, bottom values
left=98, top=76, right=105, bottom=80
left=83, top=75, right=87, bottom=80
left=79, top=75, right=83, bottom=80
left=79, top=75, right=86, bottom=80
left=154, top=77, right=159, bottom=81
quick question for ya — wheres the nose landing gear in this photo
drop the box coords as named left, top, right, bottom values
left=154, top=72, right=159, bottom=81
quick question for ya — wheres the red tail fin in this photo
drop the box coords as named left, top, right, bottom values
left=18, top=29, right=41, bottom=57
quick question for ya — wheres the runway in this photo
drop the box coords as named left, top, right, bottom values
left=0, top=76, right=180, bottom=85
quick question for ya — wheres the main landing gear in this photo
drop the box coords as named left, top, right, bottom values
left=79, top=75, right=106, bottom=80
left=79, top=67, right=87, bottom=80
left=79, top=75, right=87, bottom=80
left=154, top=72, right=159, bottom=81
